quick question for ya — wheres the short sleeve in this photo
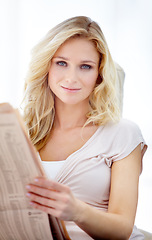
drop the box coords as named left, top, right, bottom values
left=105, top=119, right=147, bottom=167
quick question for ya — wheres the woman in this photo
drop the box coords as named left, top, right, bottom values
left=24, top=16, right=147, bottom=239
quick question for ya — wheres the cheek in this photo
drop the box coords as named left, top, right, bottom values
left=84, top=72, right=98, bottom=89
left=48, top=68, right=59, bottom=87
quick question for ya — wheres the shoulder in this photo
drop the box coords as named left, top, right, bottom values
left=96, top=119, right=143, bottom=144
left=102, top=119, right=147, bottom=162
left=100, top=118, right=145, bottom=153
left=95, top=119, right=143, bottom=149
left=103, top=118, right=142, bottom=139
left=87, top=119, right=147, bottom=163
left=115, top=118, right=141, bottom=134
left=116, top=118, right=139, bottom=129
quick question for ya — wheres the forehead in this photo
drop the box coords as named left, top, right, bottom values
left=53, top=37, right=100, bottom=61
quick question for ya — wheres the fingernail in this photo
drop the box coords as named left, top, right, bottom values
left=26, top=185, right=31, bottom=189
left=34, top=178, right=39, bottom=182
left=26, top=193, right=31, bottom=197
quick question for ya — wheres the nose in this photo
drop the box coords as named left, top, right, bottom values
left=65, top=66, right=78, bottom=84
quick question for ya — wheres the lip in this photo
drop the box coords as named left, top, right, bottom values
left=61, top=86, right=81, bottom=93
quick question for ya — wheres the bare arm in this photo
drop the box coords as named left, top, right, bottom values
left=26, top=144, right=142, bottom=240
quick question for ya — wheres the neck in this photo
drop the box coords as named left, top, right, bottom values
left=54, top=100, right=90, bottom=130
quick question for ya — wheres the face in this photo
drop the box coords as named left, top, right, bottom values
left=48, top=38, right=100, bottom=107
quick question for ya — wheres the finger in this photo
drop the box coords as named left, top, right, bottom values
left=26, top=191, right=59, bottom=209
left=26, top=184, right=62, bottom=201
left=26, top=186, right=72, bottom=209
left=26, top=190, right=70, bottom=219
left=32, top=177, right=70, bottom=193
left=29, top=201, right=64, bottom=219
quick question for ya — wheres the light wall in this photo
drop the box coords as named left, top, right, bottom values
left=0, top=0, right=151, bottom=233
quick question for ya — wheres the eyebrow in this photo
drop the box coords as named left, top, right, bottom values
left=53, top=56, right=97, bottom=65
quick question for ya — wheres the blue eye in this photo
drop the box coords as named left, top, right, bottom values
left=81, top=64, right=92, bottom=69
left=57, top=61, right=67, bottom=66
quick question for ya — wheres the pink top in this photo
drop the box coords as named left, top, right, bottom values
left=41, top=119, right=147, bottom=239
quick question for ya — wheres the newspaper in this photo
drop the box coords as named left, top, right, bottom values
left=0, top=103, right=68, bottom=240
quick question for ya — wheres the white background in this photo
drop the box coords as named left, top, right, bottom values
left=0, top=0, right=151, bottom=233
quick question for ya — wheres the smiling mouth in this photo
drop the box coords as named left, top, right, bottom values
left=61, top=86, right=81, bottom=92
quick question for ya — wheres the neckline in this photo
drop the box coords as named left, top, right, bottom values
left=42, top=159, right=65, bottom=163
left=38, top=125, right=103, bottom=162
left=65, top=125, right=103, bottom=160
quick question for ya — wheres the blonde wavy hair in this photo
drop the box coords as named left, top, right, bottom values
left=22, top=16, right=120, bottom=150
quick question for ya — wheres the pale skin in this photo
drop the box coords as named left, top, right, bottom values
left=26, top=38, right=142, bottom=239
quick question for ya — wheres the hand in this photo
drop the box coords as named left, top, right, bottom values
left=26, top=177, right=82, bottom=221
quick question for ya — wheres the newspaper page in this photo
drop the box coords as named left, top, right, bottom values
left=0, top=103, right=66, bottom=240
